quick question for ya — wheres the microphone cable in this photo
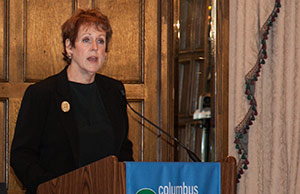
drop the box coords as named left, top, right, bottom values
left=120, top=90, right=201, bottom=162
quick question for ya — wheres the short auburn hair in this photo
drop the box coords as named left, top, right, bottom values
left=61, top=8, right=113, bottom=64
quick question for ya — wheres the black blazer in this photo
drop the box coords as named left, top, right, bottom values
left=10, top=66, right=133, bottom=194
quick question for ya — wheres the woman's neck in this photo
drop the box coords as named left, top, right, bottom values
left=67, top=65, right=96, bottom=84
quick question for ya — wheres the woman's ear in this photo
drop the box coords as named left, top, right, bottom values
left=65, top=39, right=72, bottom=57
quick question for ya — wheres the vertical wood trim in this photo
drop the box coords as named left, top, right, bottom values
left=9, top=0, right=24, bottom=83
left=143, top=0, right=159, bottom=161
left=141, top=100, right=145, bottom=161
left=160, top=0, right=176, bottom=161
left=22, top=0, right=26, bottom=82
left=73, top=0, right=77, bottom=12
left=0, top=98, right=9, bottom=187
left=167, top=0, right=175, bottom=161
left=157, top=0, right=162, bottom=161
left=215, top=0, right=229, bottom=161
left=140, top=0, right=145, bottom=84
left=4, top=99, right=8, bottom=188
left=161, top=0, right=175, bottom=161
left=2, top=0, right=9, bottom=82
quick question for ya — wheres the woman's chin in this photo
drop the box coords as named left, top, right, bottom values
left=86, top=64, right=103, bottom=74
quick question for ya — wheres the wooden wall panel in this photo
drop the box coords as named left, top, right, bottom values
left=4, top=0, right=173, bottom=192
left=24, top=0, right=74, bottom=82
left=77, top=0, right=93, bottom=9
left=215, top=0, right=229, bottom=161
left=96, top=0, right=142, bottom=83
left=161, top=0, right=175, bottom=161
left=143, top=0, right=160, bottom=161
left=127, top=101, right=143, bottom=161
left=8, top=99, right=25, bottom=193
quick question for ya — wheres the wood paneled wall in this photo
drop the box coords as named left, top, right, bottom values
left=0, top=0, right=174, bottom=193
left=215, top=0, right=229, bottom=161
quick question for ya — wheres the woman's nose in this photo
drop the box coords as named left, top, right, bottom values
left=91, top=40, right=98, bottom=50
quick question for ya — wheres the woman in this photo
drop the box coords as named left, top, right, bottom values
left=10, top=8, right=133, bottom=194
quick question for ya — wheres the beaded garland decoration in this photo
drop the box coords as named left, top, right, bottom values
left=234, top=0, right=281, bottom=183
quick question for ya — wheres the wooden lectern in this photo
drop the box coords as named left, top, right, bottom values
left=37, top=156, right=236, bottom=194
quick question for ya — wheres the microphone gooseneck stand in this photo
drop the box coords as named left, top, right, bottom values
left=120, top=90, right=201, bottom=162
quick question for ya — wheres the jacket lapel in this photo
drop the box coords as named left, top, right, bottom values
left=54, top=66, right=80, bottom=166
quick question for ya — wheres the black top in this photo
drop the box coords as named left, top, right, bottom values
left=69, top=81, right=115, bottom=167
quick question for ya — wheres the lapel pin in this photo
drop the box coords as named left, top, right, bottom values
left=61, top=101, right=70, bottom=112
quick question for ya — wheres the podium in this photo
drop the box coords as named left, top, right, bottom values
left=37, top=156, right=236, bottom=194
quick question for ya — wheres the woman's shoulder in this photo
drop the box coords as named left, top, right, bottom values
left=95, top=74, right=124, bottom=90
left=26, top=70, right=65, bottom=95
left=96, top=74, right=122, bottom=84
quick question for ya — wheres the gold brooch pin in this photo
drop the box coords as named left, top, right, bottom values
left=61, top=101, right=70, bottom=112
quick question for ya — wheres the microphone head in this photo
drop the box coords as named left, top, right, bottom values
left=186, top=149, right=202, bottom=162
left=119, top=89, right=129, bottom=105
left=120, top=89, right=126, bottom=97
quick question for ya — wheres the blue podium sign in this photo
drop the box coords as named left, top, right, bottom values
left=126, top=162, right=221, bottom=194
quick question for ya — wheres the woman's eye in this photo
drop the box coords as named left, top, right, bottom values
left=82, top=38, right=90, bottom=43
left=98, top=39, right=105, bottom=44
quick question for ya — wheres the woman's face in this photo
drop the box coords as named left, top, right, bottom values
left=66, top=24, right=107, bottom=77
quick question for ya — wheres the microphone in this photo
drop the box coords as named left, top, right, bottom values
left=120, top=90, right=201, bottom=162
